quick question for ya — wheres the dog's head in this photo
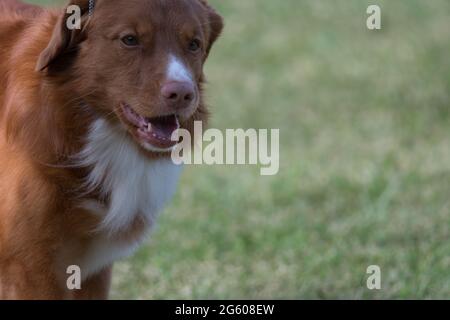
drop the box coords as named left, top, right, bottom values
left=36, top=0, right=223, bottom=153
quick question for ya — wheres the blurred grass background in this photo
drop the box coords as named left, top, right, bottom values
left=27, top=0, right=449, bottom=299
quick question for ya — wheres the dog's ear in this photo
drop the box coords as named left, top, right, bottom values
left=36, top=0, right=92, bottom=72
left=198, top=0, right=224, bottom=57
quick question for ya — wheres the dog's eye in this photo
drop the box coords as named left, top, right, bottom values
left=188, top=39, right=201, bottom=52
left=121, top=35, right=139, bottom=47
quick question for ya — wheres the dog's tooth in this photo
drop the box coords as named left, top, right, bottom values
left=147, top=123, right=152, bottom=132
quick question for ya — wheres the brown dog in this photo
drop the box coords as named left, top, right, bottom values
left=0, top=0, right=223, bottom=299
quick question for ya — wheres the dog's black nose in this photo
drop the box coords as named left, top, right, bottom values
left=161, top=81, right=195, bottom=110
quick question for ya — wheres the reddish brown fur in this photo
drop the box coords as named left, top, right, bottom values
left=0, top=0, right=222, bottom=299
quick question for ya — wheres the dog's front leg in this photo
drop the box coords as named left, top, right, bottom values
left=0, top=261, right=67, bottom=300
left=72, top=265, right=113, bottom=300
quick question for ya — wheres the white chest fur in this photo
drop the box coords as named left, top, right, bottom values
left=74, top=119, right=182, bottom=277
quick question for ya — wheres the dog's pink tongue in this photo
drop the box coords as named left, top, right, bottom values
left=149, top=116, right=179, bottom=139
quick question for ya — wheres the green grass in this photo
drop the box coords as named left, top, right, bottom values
left=26, top=0, right=450, bottom=299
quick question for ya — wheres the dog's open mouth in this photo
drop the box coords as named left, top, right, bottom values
left=120, top=104, right=180, bottom=150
